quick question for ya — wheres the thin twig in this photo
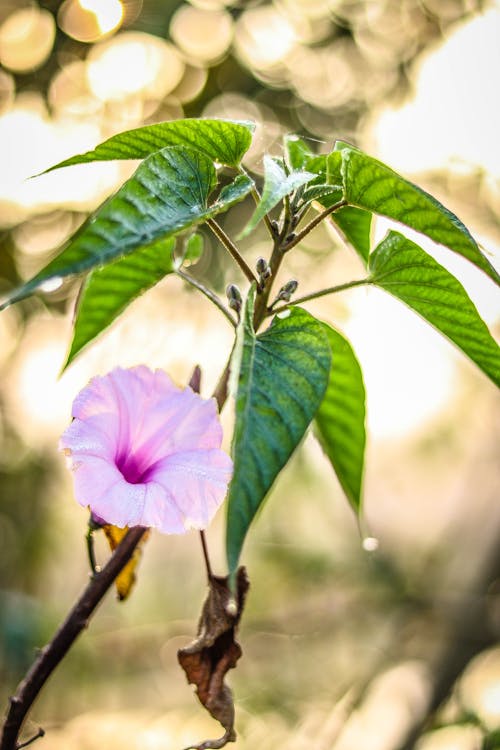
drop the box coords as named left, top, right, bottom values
left=176, top=269, right=237, bottom=328
left=16, top=728, right=45, bottom=749
left=269, top=278, right=370, bottom=315
left=0, top=527, right=147, bottom=750
left=281, top=199, right=348, bottom=252
left=206, top=219, right=258, bottom=285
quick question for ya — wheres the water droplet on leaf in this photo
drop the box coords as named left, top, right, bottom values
left=362, top=536, right=379, bottom=552
left=39, top=276, right=63, bottom=293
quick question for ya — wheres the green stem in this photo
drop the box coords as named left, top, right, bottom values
left=282, top=199, right=348, bottom=252
left=269, top=278, right=370, bottom=315
left=176, top=269, right=237, bottom=328
left=252, top=236, right=284, bottom=329
left=207, top=219, right=258, bottom=285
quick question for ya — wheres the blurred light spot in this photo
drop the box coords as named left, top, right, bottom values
left=8, top=317, right=85, bottom=444
left=58, top=0, right=124, bottom=43
left=0, top=68, right=14, bottom=114
left=170, top=6, right=233, bottom=65
left=460, top=647, right=500, bottom=731
left=277, top=0, right=333, bottom=21
left=287, top=42, right=356, bottom=109
left=81, top=0, right=122, bottom=32
left=13, top=212, right=75, bottom=257
left=415, top=724, right=483, bottom=750
left=0, top=97, right=121, bottom=227
left=235, top=6, right=297, bottom=71
left=49, top=61, right=102, bottom=119
left=0, top=7, right=56, bottom=73
left=144, top=100, right=184, bottom=125
left=87, top=32, right=184, bottom=101
left=169, top=64, right=207, bottom=105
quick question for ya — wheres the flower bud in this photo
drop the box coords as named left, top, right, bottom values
left=277, top=279, right=298, bottom=302
left=226, top=283, right=243, bottom=313
left=256, top=257, right=271, bottom=282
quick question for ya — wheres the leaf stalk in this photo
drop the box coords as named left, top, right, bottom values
left=270, top=278, right=370, bottom=315
left=176, top=269, right=237, bottom=327
left=207, top=219, right=258, bottom=285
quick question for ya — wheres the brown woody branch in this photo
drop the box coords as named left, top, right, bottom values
left=0, top=526, right=147, bottom=750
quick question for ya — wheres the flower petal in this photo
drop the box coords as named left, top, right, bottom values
left=139, top=482, right=186, bottom=534
left=130, top=389, right=222, bottom=469
left=145, top=449, right=233, bottom=531
left=70, top=454, right=146, bottom=528
left=60, top=413, right=117, bottom=460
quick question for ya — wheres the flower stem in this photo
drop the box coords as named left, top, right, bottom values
left=176, top=269, right=237, bottom=327
left=0, top=527, right=148, bottom=750
left=206, top=219, right=258, bottom=285
left=199, top=531, right=213, bottom=582
left=269, top=278, right=370, bottom=315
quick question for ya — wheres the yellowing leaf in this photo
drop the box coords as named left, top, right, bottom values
left=103, top=524, right=150, bottom=601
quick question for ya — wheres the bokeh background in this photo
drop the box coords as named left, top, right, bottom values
left=0, top=1, right=499, bottom=748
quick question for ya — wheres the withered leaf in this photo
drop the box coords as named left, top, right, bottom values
left=103, top=524, right=150, bottom=601
left=178, top=567, right=249, bottom=750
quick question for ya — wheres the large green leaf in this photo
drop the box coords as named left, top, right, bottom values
left=0, top=151, right=253, bottom=310
left=333, top=143, right=499, bottom=285
left=226, top=287, right=331, bottom=574
left=314, top=324, right=366, bottom=512
left=369, top=231, right=500, bottom=387
left=65, top=237, right=176, bottom=368
left=239, top=156, right=315, bottom=238
left=331, top=206, right=372, bottom=264
left=41, top=118, right=255, bottom=173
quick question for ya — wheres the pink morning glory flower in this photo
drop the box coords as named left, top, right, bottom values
left=60, top=366, right=233, bottom=534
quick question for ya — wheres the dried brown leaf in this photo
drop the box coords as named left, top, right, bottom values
left=178, top=567, right=249, bottom=750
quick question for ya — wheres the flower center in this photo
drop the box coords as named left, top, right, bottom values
left=115, top=451, right=147, bottom=484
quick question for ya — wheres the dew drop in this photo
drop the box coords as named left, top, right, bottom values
left=39, top=276, right=63, bottom=293
left=276, top=309, right=291, bottom=319
left=362, top=536, right=379, bottom=552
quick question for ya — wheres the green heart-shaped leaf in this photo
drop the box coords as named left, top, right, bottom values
left=226, top=287, right=331, bottom=574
